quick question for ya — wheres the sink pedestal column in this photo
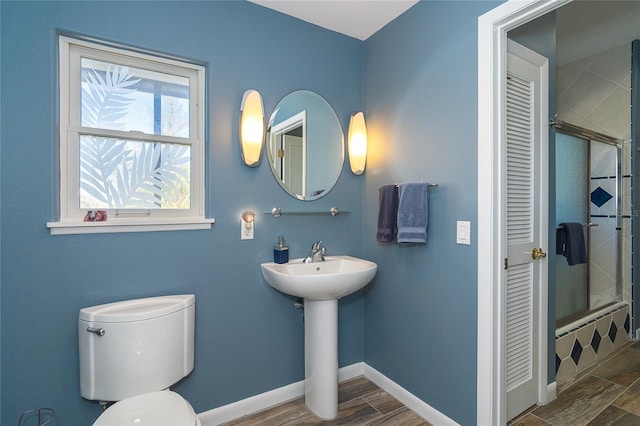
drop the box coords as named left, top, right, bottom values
left=304, top=298, right=338, bottom=420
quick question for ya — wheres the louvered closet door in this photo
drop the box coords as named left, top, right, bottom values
left=506, top=40, right=546, bottom=421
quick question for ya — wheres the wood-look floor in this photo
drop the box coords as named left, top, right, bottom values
left=223, top=342, right=640, bottom=426
left=511, top=341, right=640, bottom=426
left=221, top=376, right=431, bottom=426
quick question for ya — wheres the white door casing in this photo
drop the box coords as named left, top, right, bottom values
left=505, top=39, right=549, bottom=421
left=477, top=1, right=566, bottom=424
left=282, top=134, right=305, bottom=197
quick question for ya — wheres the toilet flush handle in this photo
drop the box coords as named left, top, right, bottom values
left=87, top=327, right=105, bottom=336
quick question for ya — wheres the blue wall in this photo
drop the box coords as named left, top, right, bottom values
left=362, top=2, right=501, bottom=425
left=0, top=1, right=364, bottom=424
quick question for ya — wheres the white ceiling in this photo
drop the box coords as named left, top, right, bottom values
left=248, top=0, right=419, bottom=41
left=247, top=1, right=640, bottom=63
left=556, top=0, right=640, bottom=65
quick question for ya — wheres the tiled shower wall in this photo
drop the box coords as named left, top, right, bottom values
left=556, top=43, right=632, bottom=309
left=555, top=305, right=630, bottom=384
left=555, top=43, right=632, bottom=384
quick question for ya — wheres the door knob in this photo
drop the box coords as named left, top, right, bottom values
left=531, top=247, right=547, bottom=260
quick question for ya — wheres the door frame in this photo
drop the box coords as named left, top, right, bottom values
left=477, top=1, right=571, bottom=424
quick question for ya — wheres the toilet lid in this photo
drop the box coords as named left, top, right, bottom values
left=93, top=391, right=198, bottom=426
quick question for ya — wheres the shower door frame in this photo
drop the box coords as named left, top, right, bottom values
left=553, top=126, right=623, bottom=328
left=554, top=131, right=592, bottom=327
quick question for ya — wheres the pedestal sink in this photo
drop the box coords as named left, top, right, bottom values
left=261, top=256, right=377, bottom=420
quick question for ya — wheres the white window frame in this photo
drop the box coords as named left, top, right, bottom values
left=48, top=36, right=214, bottom=235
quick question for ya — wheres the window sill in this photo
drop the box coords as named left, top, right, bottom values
left=47, top=218, right=215, bottom=235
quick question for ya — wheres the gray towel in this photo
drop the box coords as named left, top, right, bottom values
left=397, top=182, right=429, bottom=244
left=556, top=223, right=587, bottom=266
left=377, top=185, right=398, bottom=243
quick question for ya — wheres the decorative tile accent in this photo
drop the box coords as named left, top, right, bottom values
left=596, top=316, right=612, bottom=337
left=556, top=356, right=578, bottom=384
left=613, top=327, right=627, bottom=350
left=556, top=332, right=575, bottom=358
left=591, top=186, right=613, bottom=207
left=625, top=314, right=630, bottom=334
left=571, top=340, right=583, bottom=365
left=598, top=334, right=614, bottom=360
left=591, top=329, right=602, bottom=353
left=613, top=307, right=628, bottom=327
left=555, top=305, right=630, bottom=385
left=609, top=321, right=618, bottom=343
left=576, top=323, right=595, bottom=347
left=578, top=345, right=597, bottom=370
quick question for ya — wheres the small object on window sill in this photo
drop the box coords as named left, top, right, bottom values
left=84, top=210, right=107, bottom=222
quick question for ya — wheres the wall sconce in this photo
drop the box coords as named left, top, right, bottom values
left=348, top=112, right=367, bottom=175
left=239, top=89, right=264, bottom=167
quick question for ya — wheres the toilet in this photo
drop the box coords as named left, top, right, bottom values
left=79, top=294, right=201, bottom=426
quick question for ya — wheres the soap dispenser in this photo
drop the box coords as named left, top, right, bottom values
left=274, top=236, right=289, bottom=264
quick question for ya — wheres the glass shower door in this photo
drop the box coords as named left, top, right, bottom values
left=555, top=131, right=621, bottom=326
left=555, top=132, right=589, bottom=324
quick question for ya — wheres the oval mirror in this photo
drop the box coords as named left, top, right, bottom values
left=266, top=90, right=344, bottom=200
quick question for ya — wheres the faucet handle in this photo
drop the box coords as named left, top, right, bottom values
left=311, top=240, right=323, bottom=250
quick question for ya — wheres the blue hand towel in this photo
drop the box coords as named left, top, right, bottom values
left=556, top=223, right=587, bottom=266
left=397, top=183, right=430, bottom=244
left=377, top=185, right=399, bottom=243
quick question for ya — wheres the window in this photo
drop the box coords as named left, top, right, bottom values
left=49, top=36, right=213, bottom=234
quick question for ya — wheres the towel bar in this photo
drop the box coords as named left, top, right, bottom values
left=394, top=183, right=438, bottom=187
left=266, top=207, right=351, bottom=217
left=556, top=223, right=599, bottom=229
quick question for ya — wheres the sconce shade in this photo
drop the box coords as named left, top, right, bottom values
left=348, top=112, right=367, bottom=175
left=240, top=89, right=264, bottom=167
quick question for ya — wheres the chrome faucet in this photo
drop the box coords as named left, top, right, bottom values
left=303, top=240, right=326, bottom=263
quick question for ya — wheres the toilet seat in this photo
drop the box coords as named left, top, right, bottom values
left=93, top=390, right=201, bottom=426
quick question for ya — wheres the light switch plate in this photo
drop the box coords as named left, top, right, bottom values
left=457, top=221, right=471, bottom=245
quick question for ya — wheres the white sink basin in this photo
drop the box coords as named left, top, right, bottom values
left=261, top=255, right=377, bottom=300
left=261, top=255, right=378, bottom=419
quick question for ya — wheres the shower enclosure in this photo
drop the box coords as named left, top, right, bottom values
left=551, top=42, right=634, bottom=385
left=555, top=122, right=624, bottom=327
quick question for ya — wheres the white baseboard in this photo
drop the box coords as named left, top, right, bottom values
left=363, top=364, right=459, bottom=426
left=197, top=362, right=454, bottom=426
left=197, top=380, right=304, bottom=425
left=339, top=361, right=365, bottom=381
left=197, top=363, right=364, bottom=425
left=543, top=382, right=557, bottom=405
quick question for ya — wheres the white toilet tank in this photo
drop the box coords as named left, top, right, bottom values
left=79, top=294, right=195, bottom=402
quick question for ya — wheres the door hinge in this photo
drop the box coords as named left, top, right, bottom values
left=504, top=257, right=508, bottom=270
left=277, top=149, right=285, bottom=158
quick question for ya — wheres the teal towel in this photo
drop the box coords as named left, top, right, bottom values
left=397, top=183, right=429, bottom=244
left=377, top=185, right=399, bottom=243
left=556, top=222, right=587, bottom=265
